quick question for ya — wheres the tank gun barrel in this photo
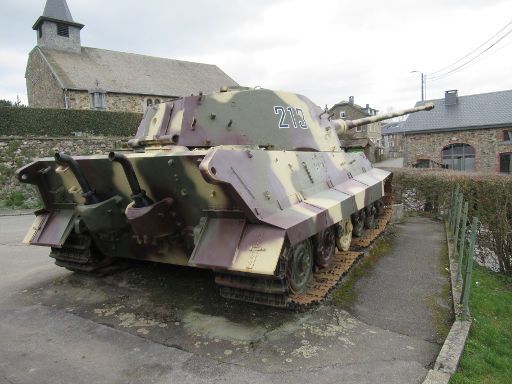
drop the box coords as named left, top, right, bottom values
left=332, top=102, right=434, bottom=134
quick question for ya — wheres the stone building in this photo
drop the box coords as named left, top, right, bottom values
left=26, top=0, right=238, bottom=113
left=402, top=89, right=512, bottom=174
left=329, top=96, right=382, bottom=146
left=381, top=121, right=405, bottom=158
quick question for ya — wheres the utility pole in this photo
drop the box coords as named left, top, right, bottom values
left=410, top=71, right=426, bottom=102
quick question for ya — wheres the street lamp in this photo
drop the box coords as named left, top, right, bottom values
left=410, top=70, right=426, bottom=102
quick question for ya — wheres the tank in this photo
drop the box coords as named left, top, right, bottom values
left=17, top=88, right=433, bottom=308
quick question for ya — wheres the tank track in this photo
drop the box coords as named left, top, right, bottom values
left=49, top=234, right=118, bottom=275
left=215, top=193, right=393, bottom=310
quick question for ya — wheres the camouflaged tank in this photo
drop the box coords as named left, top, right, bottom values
left=17, top=88, right=433, bottom=308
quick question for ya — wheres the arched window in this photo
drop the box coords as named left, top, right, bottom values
left=154, top=99, right=161, bottom=105
left=146, top=98, right=153, bottom=107
left=442, top=144, right=475, bottom=171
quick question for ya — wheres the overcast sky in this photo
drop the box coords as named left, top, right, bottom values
left=1, top=0, right=511, bottom=111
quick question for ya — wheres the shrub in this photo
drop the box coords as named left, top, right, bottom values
left=388, top=168, right=512, bottom=275
left=0, top=107, right=141, bottom=137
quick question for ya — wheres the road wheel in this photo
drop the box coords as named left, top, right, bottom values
left=314, top=227, right=336, bottom=268
left=375, top=199, right=385, bottom=216
left=365, top=205, right=376, bottom=229
left=287, top=239, right=314, bottom=294
left=336, top=219, right=353, bottom=251
left=352, top=210, right=366, bottom=237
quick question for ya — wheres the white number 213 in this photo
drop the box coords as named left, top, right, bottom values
left=273, top=106, right=309, bottom=129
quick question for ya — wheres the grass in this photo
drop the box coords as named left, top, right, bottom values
left=450, top=265, right=512, bottom=384
left=424, top=241, right=453, bottom=342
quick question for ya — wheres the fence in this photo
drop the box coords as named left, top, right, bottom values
left=446, top=185, right=479, bottom=320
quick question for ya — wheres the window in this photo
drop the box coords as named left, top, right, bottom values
left=500, top=153, right=512, bottom=174
left=38, top=27, right=42, bottom=38
left=416, top=159, right=431, bottom=168
left=146, top=98, right=153, bottom=107
left=503, top=130, right=512, bottom=142
left=90, top=90, right=106, bottom=110
left=442, top=143, right=475, bottom=171
left=57, top=23, right=69, bottom=37
left=154, top=99, right=161, bottom=105
left=355, top=126, right=362, bottom=133
left=339, top=111, right=346, bottom=118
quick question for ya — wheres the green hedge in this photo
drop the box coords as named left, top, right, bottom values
left=389, top=168, right=512, bottom=275
left=0, top=107, right=142, bottom=137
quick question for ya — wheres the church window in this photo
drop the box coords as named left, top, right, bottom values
left=90, top=90, right=106, bottom=110
left=57, top=23, right=69, bottom=37
left=154, top=99, right=161, bottom=104
left=147, top=99, right=153, bottom=107
left=38, top=27, right=42, bottom=38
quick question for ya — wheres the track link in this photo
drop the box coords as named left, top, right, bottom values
left=216, top=201, right=393, bottom=310
left=50, top=234, right=118, bottom=275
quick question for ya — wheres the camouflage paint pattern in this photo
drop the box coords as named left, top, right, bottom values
left=17, top=88, right=433, bottom=276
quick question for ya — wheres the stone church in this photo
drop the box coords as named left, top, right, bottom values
left=26, top=0, right=239, bottom=113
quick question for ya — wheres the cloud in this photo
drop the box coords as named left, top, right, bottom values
left=1, top=0, right=512, bottom=109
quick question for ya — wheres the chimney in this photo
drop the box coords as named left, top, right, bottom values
left=349, top=96, right=354, bottom=105
left=445, top=90, right=458, bottom=106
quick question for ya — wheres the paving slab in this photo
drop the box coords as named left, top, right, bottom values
left=0, top=214, right=452, bottom=384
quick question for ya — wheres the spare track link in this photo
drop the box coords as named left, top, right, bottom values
left=216, top=193, right=393, bottom=310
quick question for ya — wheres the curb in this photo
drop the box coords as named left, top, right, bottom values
left=422, top=222, right=471, bottom=384
left=0, top=209, right=34, bottom=217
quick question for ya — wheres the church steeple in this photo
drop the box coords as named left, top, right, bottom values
left=33, top=0, right=84, bottom=52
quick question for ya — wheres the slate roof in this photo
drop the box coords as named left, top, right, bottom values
left=330, top=100, right=372, bottom=116
left=33, top=0, right=84, bottom=30
left=402, top=89, right=512, bottom=135
left=381, top=121, right=405, bottom=135
left=43, top=0, right=74, bottom=22
left=37, top=46, right=239, bottom=96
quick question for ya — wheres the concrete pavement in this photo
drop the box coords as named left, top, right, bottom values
left=0, top=214, right=451, bottom=384
left=373, top=157, right=404, bottom=168
left=350, top=216, right=451, bottom=344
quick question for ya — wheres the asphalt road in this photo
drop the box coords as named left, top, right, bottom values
left=0, top=214, right=450, bottom=384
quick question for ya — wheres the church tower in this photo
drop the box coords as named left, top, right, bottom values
left=32, top=0, right=84, bottom=52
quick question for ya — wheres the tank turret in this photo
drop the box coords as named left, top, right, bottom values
left=128, top=89, right=433, bottom=153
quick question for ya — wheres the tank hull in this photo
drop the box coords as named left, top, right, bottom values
left=18, top=147, right=389, bottom=279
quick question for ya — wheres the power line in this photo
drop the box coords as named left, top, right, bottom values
left=429, top=38, right=512, bottom=82
left=429, top=27, right=512, bottom=81
left=428, top=19, right=512, bottom=76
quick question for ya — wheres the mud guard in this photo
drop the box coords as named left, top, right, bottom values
left=189, top=218, right=286, bottom=276
left=23, top=209, right=76, bottom=247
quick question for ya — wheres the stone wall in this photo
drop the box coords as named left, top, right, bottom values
left=382, top=133, right=404, bottom=158
left=67, top=91, right=176, bottom=113
left=0, top=136, right=125, bottom=208
left=26, top=48, right=64, bottom=109
left=404, top=127, right=512, bottom=173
